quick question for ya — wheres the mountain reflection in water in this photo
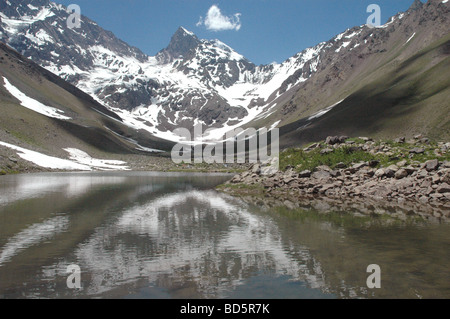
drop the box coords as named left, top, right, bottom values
left=0, top=172, right=448, bottom=299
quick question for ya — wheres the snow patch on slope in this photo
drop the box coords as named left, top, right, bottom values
left=64, top=148, right=130, bottom=170
left=0, top=141, right=90, bottom=170
left=0, top=142, right=130, bottom=171
left=3, top=77, right=71, bottom=120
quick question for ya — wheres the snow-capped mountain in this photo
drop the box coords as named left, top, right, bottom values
left=0, top=0, right=327, bottom=141
left=1, top=0, right=449, bottom=144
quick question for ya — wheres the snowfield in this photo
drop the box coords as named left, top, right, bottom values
left=2, top=77, right=71, bottom=120
left=0, top=141, right=130, bottom=171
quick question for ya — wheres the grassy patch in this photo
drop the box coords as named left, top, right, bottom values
left=280, top=146, right=376, bottom=172
left=9, top=130, right=39, bottom=147
left=280, top=139, right=450, bottom=172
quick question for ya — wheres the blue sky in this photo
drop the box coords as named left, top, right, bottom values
left=54, top=0, right=419, bottom=65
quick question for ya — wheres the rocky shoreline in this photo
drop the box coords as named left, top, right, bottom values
left=222, top=136, right=450, bottom=220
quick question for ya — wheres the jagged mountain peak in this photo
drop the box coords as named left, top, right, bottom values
left=177, top=26, right=196, bottom=37
left=0, top=0, right=57, bottom=18
left=2, top=0, right=50, bottom=8
left=1, top=0, right=448, bottom=143
left=157, top=26, right=201, bottom=63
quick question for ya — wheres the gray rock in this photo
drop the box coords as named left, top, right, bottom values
left=396, top=160, right=407, bottom=167
left=335, top=162, right=346, bottom=169
left=298, top=170, right=312, bottom=178
left=375, top=168, right=385, bottom=178
left=312, top=170, right=332, bottom=180
left=284, top=176, right=295, bottom=184
left=417, top=169, right=429, bottom=179
left=261, top=165, right=278, bottom=176
left=436, top=183, right=450, bottom=194
left=384, top=166, right=398, bottom=178
left=368, top=160, right=380, bottom=168
left=251, top=164, right=261, bottom=175
left=395, top=169, right=409, bottom=179
left=353, top=162, right=367, bottom=170
left=425, top=159, right=439, bottom=172
left=316, top=165, right=331, bottom=172
left=441, top=171, right=450, bottom=184
left=432, top=174, right=441, bottom=184
left=409, top=148, right=425, bottom=154
left=404, top=166, right=416, bottom=174
left=325, top=136, right=340, bottom=145
left=303, top=143, right=319, bottom=152
left=320, top=148, right=334, bottom=155
left=387, top=165, right=399, bottom=172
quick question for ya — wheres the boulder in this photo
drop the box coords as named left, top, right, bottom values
left=335, top=162, right=347, bottom=169
left=396, top=160, right=407, bottom=167
left=261, top=165, right=278, bottom=176
left=298, top=170, right=312, bottom=178
left=320, top=148, right=334, bottom=155
left=409, top=148, right=425, bottom=154
left=384, top=165, right=398, bottom=178
left=375, top=168, right=385, bottom=178
left=395, top=169, right=409, bottom=179
left=252, top=164, right=261, bottom=175
left=387, top=165, right=399, bottom=172
left=436, top=183, right=450, bottom=194
left=441, top=171, right=450, bottom=184
left=425, top=159, right=439, bottom=172
left=316, top=165, right=331, bottom=172
left=339, top=136, right=350, bottom=143
left=303, top=143, right=320, bottom=152
left=353, top=162, right=367, bottom=170
left=368, top=160, right=380, bottom=168
left=325, top=136, right=340, bottom=145
left=312, top=170, right=332, bottom=180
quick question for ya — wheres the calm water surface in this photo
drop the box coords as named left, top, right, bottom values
left=0, top=172, right=448, bottom=299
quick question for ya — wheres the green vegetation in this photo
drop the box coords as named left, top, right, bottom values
left=279, top=139, right=450, bottom=172
left=280, top=145, right=375, bottom=171
left=9, top=129, right=39, bottom=147
left=168, top=162, right=247, bottom=173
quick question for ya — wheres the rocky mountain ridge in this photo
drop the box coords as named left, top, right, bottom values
left=1, top=0, right=449, bottom=144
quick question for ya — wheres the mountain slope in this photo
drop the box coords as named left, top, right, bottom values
left=1, top=0, right=448, bottom=148
left=0, top=41, right=174, bottom=173
left=0, top=0, right=327, bottom=141
left=271, top=0, right=450, bottom=147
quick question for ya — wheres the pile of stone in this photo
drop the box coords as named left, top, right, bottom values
left=227, top=136, right=450, bottom=219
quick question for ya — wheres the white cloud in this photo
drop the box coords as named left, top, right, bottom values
left=197, top=5, right=242, bottom=32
